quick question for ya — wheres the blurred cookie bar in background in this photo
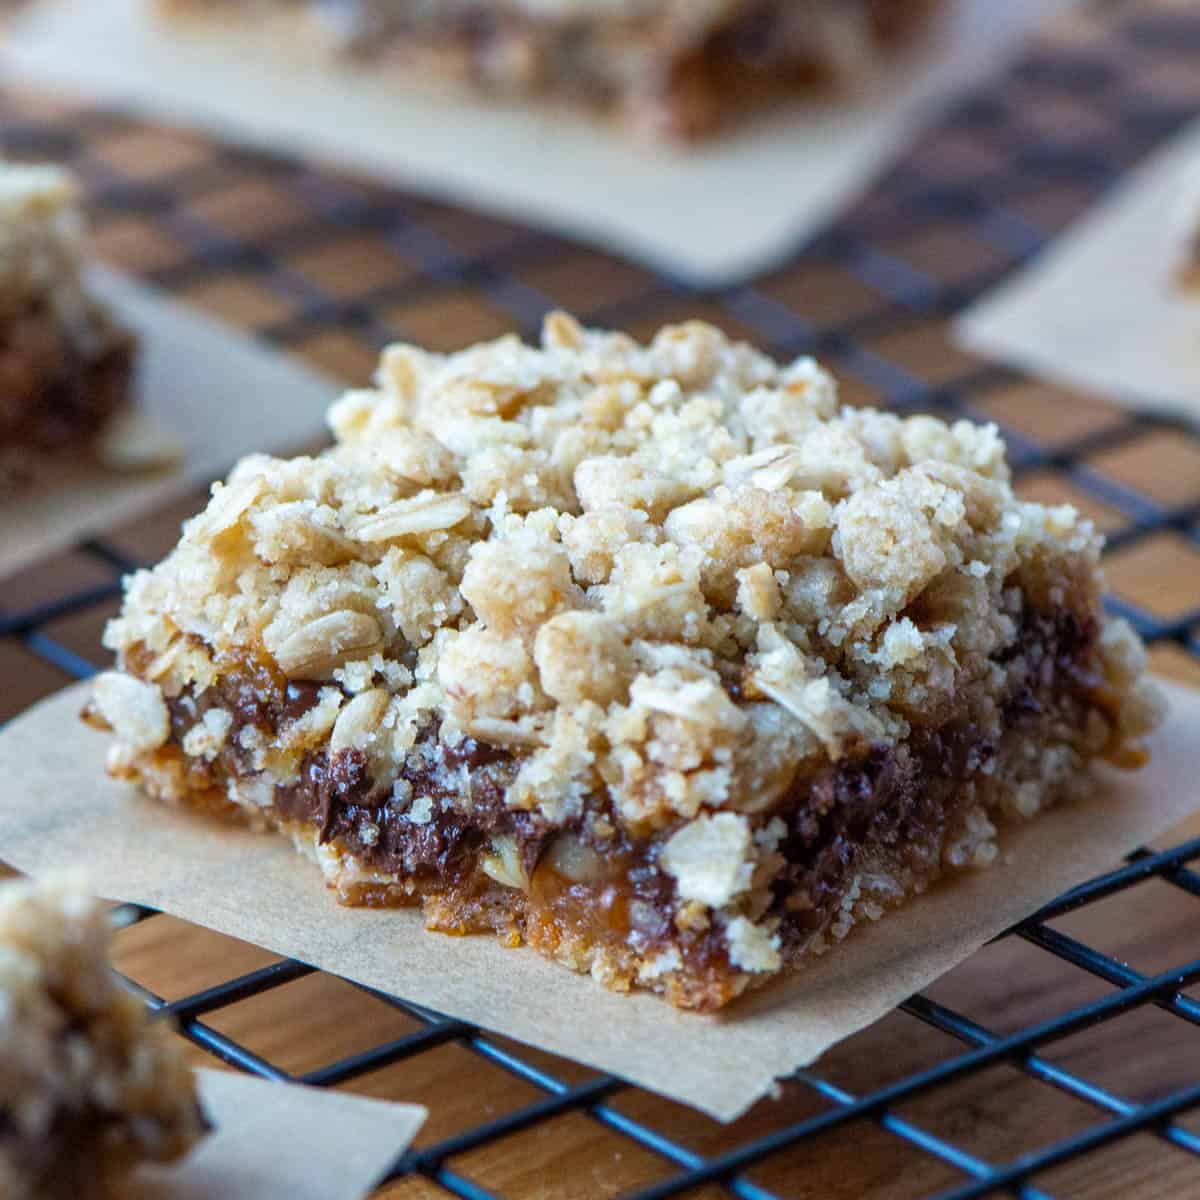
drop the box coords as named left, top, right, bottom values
left=157, top=0, right=947, bottom=139
left=0, top=163, right=136, bottom=465
left=0, top=875, right=206, bottom=1200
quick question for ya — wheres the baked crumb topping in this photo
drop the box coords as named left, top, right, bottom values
left=105, top=313, right=1157, bottom=814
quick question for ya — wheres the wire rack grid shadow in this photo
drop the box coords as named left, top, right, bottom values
left=2, top=2, right=1200, bottom=1198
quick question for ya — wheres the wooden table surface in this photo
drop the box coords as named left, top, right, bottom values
left=3, top=2, right=1200, bottom=1196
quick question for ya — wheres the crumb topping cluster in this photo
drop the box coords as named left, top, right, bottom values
left=104, top=316, right=1153, bottom=850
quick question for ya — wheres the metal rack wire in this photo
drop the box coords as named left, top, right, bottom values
left=3, top=2, right=1200, bottom=1196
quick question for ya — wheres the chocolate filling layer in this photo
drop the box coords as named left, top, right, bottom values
left=153, top=606, right=1102, bottom=991
left=274, top=727, right=547, bottom=882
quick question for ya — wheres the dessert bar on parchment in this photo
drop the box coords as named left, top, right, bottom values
left=157, top=0, right=945, bottom=139
left=0, top=875, right=206, bottom=1199
left=90, top=315, right=1161, bottom=1011
left=0, top=162, right=135, bottom=461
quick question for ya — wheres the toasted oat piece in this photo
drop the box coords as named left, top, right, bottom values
left=0, top=875, right=206, bottom=1199
left=93, top=314, right=1162, bottom=1011
left=0, top=162, right=135, bottom=458
left=157, top=0, right=945, bottom=139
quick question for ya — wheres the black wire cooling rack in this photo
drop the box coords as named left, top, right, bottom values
left=3, top=2, right=1200, bottom=1197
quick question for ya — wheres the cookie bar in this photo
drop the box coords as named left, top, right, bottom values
left=0, top=875, right=206, bottom=1199
left=0, top=163, right=135, bottom=456
left=157, top=0, right=945, bottom=139
left=91, top=315, right=1162, bottom=1011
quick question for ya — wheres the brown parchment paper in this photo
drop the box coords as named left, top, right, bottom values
left=957, top=118, right=1200, bottom=419
left=0, top=0, right=1079, bottom=285
left=0, top=267, right=340, bottom=581
left=0, top=680, right=1197, bottom=1123
left=131, top=1069, right=425, bottom=1200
